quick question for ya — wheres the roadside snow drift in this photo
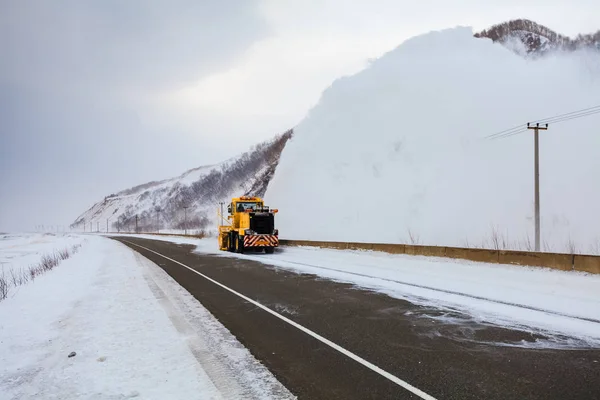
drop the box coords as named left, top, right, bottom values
left=265, top=27, right=600, bottom=253
left=0, top=235, right=292, bottom=399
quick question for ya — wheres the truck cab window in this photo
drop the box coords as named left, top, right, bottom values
left=237, top=202, right=258, bottom=212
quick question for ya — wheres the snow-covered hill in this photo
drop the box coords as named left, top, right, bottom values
left=265, top=26, right=600, bottom=254
left=71, top=130, right=292, bottom=234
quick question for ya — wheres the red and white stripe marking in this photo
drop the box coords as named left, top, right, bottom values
left=244, top=235, right=279, bottom=247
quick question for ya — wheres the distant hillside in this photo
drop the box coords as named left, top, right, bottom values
left=475, top=19, right=600, bottom=55
left=72, top=130, right=293, bottom=233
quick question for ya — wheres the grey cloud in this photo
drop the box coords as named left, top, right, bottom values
left=0, top=1, right=267, bottom=92
left=0, top=1, right=268, bottom=232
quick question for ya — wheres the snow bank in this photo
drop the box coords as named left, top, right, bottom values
left=231, top=246, right=600, bottom=347
left=265, top=26, right=600, bottom=253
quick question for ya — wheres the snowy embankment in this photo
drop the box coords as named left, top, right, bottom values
left=0, top=234, right=293, bottom=399
left=264, top=26, right=600, bottom=253
left=112, top=234, right=600, bottom=348
left=0, top=233, right=84, bottom=300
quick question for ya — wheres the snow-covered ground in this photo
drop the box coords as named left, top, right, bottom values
left=111, top=234, right=600, bottom=348
left=0, top=234, right=293, bottom=399
left=0, top=233, right=84, bottom=274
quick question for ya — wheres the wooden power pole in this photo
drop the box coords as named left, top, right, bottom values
left=183, top=206, right=189, bottom=235
left=527, top=122, right=548, bottom=252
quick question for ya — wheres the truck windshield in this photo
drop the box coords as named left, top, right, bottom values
left=236, top=202, right=259, bottom=212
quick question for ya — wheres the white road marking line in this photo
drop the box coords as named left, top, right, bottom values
left=123, top=240, right=438, bottom=400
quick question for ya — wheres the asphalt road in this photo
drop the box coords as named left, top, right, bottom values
left=114, top=237, right=600, bottom=400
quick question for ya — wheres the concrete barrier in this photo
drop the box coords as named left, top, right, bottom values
left=499, top=250, right=573, bottom=271
left=347, top=242, right=374, bottom=251
left=279, top=239, right=598, bottom=274
left=574, top=255, right=600, bottom=274
left=134, top=236, right=598, bottom=275
left=445, top=247, right=499, bottom=264
left=370, top=243, right=406, bottom=254
left=405, top=245, right=447, bottom=258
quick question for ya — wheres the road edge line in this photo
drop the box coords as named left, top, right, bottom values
left=122, top=240, right=437, bottom=400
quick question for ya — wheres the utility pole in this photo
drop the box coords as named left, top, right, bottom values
left=183, top=206, right=189, bottom=235
left=527, top=122, right=548, bottom=252
left=135, top=215, right=139, bottom=233
left=155, top=207, right=161, bottom=233
left=97, top=221, right=99, bottom=233
left=106, top=218, right=109, bottom=233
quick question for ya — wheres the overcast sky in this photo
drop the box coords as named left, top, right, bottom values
left=1, top=0, right=598, bottom=232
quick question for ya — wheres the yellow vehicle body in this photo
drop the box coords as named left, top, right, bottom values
left=218, top=196, right=279, bottom=254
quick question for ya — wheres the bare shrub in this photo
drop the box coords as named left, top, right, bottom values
left=18, top=268, right=29, bottom=285
left=0, top=272, right=8, bottom=300
left=566, top=237, right=577, bottom=254
left=58, top=248, right=70, bottom=260
left=0, top=242, right=85, bottom=302
left=477, top=238, right=488, bottom=249
left=490, top=227, right=500, bottom=250
left=522, top=234, right=533, bottom=252
left=39, top=254, right=59, bottom=271
left=501, top=233, right=508, bottom=250
left=407, top=229, right=420, bottom=245
left=9, top=268, right=18, bottom=287
left=589, top=239, right=600, bottom=256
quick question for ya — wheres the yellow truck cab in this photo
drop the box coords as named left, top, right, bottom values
left=218, top=196, right=279, bottom=254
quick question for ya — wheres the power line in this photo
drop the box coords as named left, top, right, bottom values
left=493, top=108, right=600, bottom=140
left=484, top=124, right=526, bottom=139
left=490, top=128, right=529, bottom=140
left=486, top=103, right=600, bottom=140
left=533, top=104, right=600, bottom=125
left=546, top=108, right=600, bottom=125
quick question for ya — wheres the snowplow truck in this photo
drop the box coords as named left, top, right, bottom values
left=218, top=196, right=279, bottom=254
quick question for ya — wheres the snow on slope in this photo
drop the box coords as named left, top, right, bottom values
left=72, top=131, right=292, bottom=234
left=0, top=235, right=293, bottom=399
left=265, top=26, right=600, bottom=253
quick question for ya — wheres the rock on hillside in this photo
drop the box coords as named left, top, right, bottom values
left=475, top=19, right=600, bottom=56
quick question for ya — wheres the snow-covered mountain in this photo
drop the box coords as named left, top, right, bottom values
left=265, top=25, right=600, bottom=253
left=72, top=130, right=292, bottom=233
left=74, top=20, right=600, bottom=252
left=475, top=19, right=600, bottom=56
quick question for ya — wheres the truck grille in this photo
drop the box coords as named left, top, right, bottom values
left=250, top=213, right=274, bottom=234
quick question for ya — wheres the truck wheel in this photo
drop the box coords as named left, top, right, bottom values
left=229, top=232, right=236, bottom=252
left=237, top=236, right=244, bottom=254
left=265, top=247, right=274, bottom=254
